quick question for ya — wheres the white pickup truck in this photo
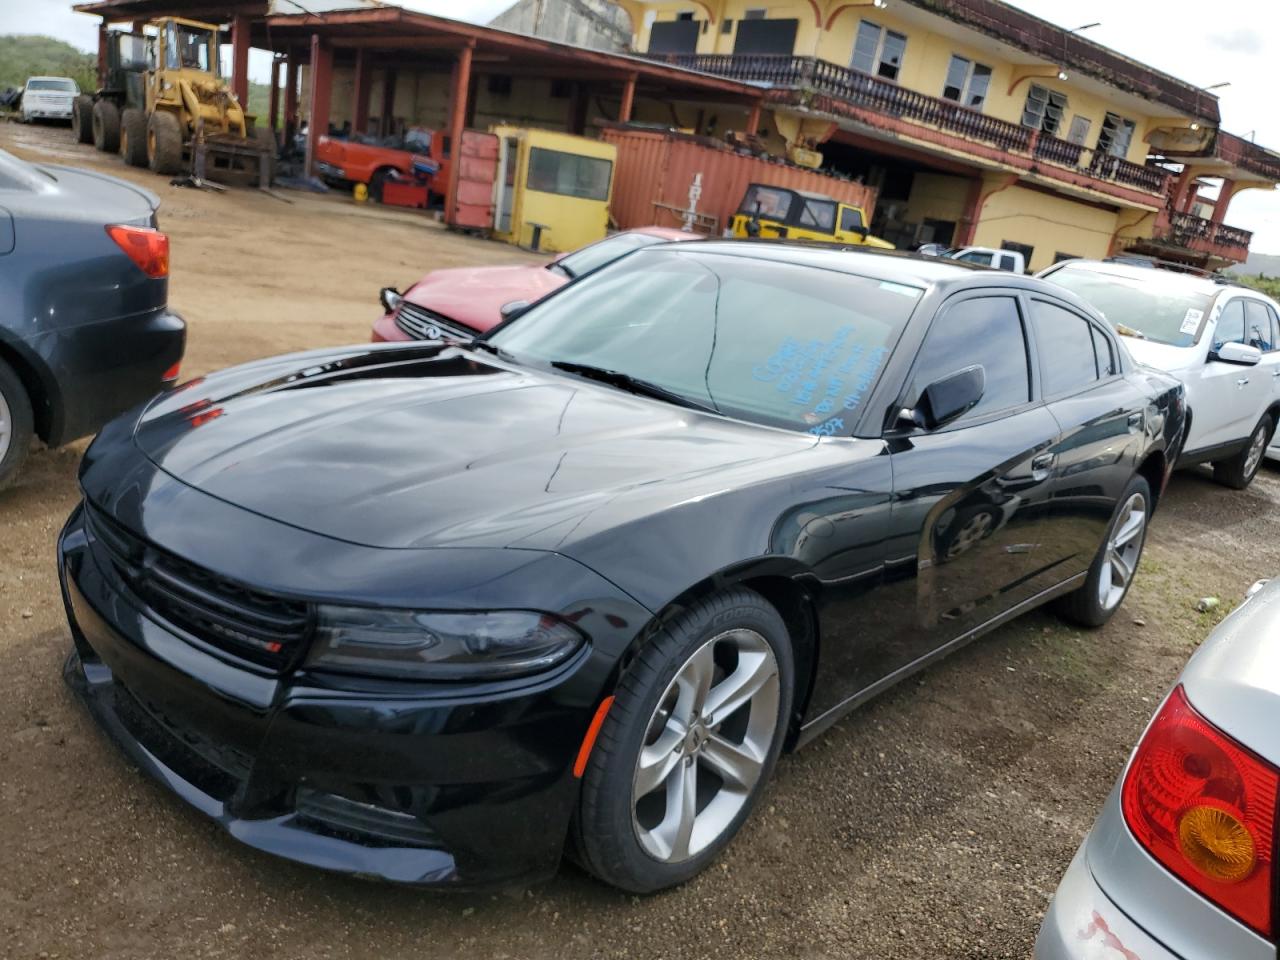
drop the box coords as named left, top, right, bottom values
left=1040, top=259, right=1280, bottom=488
left=947, top=246, right=1027, bottom=273
left=21, top=76, right=79, bottom=123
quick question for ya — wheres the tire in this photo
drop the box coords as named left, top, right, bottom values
left=572, top=587, right=795, bottom=893
left=146, top=110, right=184, bottom=175
left=91, top=99, right=120, bottom=153
left=73, top=95, right=94, bottom=143
left=120, top=108, right=148, bottom=167
left=368, top=166, right=394, bottom=202
left=1055, top=474, right=1151, bottom=628
left=252, top=124, right=277, bottom=186
left=0, top=359, right=34, bottom=493
left=1213, top=413, right=1273, bottom=490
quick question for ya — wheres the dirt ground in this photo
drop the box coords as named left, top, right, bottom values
left=2, top=120, right=1279, bottom=960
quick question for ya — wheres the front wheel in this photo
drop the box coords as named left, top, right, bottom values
left=1213, top=414, right=1273, bottom=490
left=73, top=95, right=94, bottom=143
left=1055, top=474, right=1151, bottom=627
left=147, top=110, right=184, bottom=175
left=0, top=358, right=34, bottom=492
left=572, top=587, right=794, bottom=893
left=91, top=99, right=120, bottom=153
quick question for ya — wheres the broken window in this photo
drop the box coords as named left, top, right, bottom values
left=941, top=55, right=993, bottom=109
left=1066, top=115, right=1091, bottom=146
left=851, top=20, right=907, bottom=81
left=1097, top=112, right=1137, bottom=158
left=1021, top=84, right=1067, bottom=136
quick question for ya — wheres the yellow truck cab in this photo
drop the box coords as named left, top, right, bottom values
left=730, top=183, right=893, bottom=249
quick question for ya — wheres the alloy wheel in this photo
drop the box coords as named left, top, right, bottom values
left=1098, top=492, right=1147, bottom=611
left=632, top=629, right=780, bottom=863
left=1243, top=422, right=1268, bottom=480
left=0, top=387, right=10, bottom=464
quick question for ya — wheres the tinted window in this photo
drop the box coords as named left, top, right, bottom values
left=911, top=297, right=1029, bottom=420
left=555, top=232, right=667, bottom=278
left=839, top=206, right=864, bottom=231
left=998, top=255, right=1017, bottom=271
left=1091, top=325, right=1117, bottom=376
left=1244, top=301, right=1275, bottom=352
left=527, top=148, right=612, bottom=201
left=1031, top=300, right=1100, bottom=395
left=798, top=197, right=836, bottom=231
left=956, top=251, right=992, bottom=266
left=26, top=79, right=78, bottom=92
left=1214, top=299, right=1247, bottom=349
left=1270, top=305, right=1280, bottom=353
left=493, top=251, right=922, bottom=435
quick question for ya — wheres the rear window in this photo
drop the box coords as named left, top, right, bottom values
left=26, top=79, right=78, bottom=92
left=1042, top=265, right=1215, bottom=347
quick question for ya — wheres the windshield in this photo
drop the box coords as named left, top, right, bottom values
left=553, top=232, right=670, bottom=278
left=1043, top=265, right=1215, bottom=347
left=173, top=26, right=215, bottom=71
left=491, top=250, right=920, bottom=435
left=26, top=79, right=77, bottom=92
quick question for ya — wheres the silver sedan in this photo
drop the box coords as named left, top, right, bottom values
left=1037, top=579, right=1280, bottom=960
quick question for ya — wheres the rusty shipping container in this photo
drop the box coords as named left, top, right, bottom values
left=602, top=126, right=878, bottom=235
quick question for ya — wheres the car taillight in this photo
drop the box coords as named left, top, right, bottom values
left=1121, top=684, right=1278, bottom=936
left=106, top=224, right=169, bottom=278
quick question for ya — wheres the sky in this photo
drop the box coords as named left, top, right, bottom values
left=5, top=0, right=1279, bottom=252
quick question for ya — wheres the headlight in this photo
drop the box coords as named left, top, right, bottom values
left=307, top=607, right=584, bottom=680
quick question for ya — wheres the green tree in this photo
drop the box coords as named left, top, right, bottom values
left=1234, top=274, right=1280, bottom=301
left=0, top=35, right=96, bottom=94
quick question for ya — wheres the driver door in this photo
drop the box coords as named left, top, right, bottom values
left=1197, top=297, right=1270, bottom=449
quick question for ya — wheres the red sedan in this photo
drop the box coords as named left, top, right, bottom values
left=372, top=227, right=697, bottom=343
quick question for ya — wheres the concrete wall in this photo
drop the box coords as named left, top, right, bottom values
left=489, top=0, right=632, bottom=51
left=971, top=183, right=1118, bottom=272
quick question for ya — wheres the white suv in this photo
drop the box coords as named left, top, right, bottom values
left=1040, top=260, right=1279, bottom=489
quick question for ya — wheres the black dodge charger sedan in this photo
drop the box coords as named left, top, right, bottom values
left=59, top=243, right=1184, bottom=893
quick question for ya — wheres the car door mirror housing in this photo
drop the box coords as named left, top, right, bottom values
left=906, top=365, right=986, bottom=431
left=500, top=300, right=532, bottom=321
left=1211, top=341, right=1262, bottom=366
left=379, top=286, right=403, bottom=314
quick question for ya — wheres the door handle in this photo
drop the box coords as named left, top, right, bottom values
left=1031, top=452, right=1055, bottom=480
left=1237, top=377, right=1251, bottom=387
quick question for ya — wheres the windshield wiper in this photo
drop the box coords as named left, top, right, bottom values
left=464, top=338, right=519, bottom=363
left=549, top=361, right=717, bottom=413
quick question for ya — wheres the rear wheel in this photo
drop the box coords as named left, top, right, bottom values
left=73, top=95, right=94, bottom=143
left=572, top=587, right=794, bottom=893
left=1055, top=474, right=1150, bottom=627
left=120, top=108, right=148, bottom=167
left=147, top=110, right=184, bottom=175
left=368, top=166, right=394, bottom=202
left=1213, top=414, right=1273, bottom=490
left=0, top=359, right=34, bottom=493
left=91, top=99, right=120, bottom=153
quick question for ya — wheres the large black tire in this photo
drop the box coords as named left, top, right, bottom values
left=572, top=587, right=795, bottom=893
left=252, top=124, right=277, bottom=186
left=0, top=358, right=34, bottom=493
left=120, top=108, right=148, bottom=168
left=1213, top=413, right=1273, bottom=490
left=91, top=99, right=120, bottom=153
left=147, top=110, right=184, bottom=175
left=368, top=166, right=395, bottom=202
left=73, top=95, right=94, bottom=144
left=1055, top=474, right=1151, bottom=628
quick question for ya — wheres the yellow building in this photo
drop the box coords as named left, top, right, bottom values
left=616, top=0, right=1280, bottom=271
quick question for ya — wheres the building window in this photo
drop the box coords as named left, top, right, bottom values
left=1097, top=112, right=1137, bottom=158
left=1022, top=84, right=1068, bottom=135
left=851, top=20, right=907, bottom=81
left=1054, top=251, right=1081, bottom=263
left=527, top=147, right=613, bottom=201
left=721, top=18, right=734, bottom=33
left=941, top=54, right=992, bottom=109
left=676, top=11, right=694, bottom=20
left=744, top=8, right=767, bottom=18
left=487, top=75, right=512, bottom=97
left=1066, top=115, right=1091, bottom=145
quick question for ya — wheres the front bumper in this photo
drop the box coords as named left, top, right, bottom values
left=316, top=161, right=346, bottom=180
left=1036, top=843, right=1180, bottom=960
left=371, top=310, right=410, bottom=343
left=59, top=504, right=590, bottom=887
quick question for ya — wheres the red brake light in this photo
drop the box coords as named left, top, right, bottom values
left=106, top=224, right=169, bottom=278
left=1121, top=685, right=1278, bottom=936
left=161, top=362, right=181, bottom=382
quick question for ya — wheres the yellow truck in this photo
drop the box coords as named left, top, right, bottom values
left=730, top=183, right=893, bottom=248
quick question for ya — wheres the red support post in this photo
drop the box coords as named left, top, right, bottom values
left=444, top=41, right=474, bottom=227
left=284, top=52, right=299, bottom=141
left=955, top=176, right=985, bottom=247
left=231, top=13, right=251, bottom=108
left=305, top=33, right=333, bottom=179
left=745, top=99, right=762, bottom=136
left=268, top=56, right=281, bottom=132
left=618, top=73, right=636, bottom=124
left=97, top=22, right=108, bottom=88
left=352, top=49, right=371, bottom=137
left=1211, top=178, right=1236, bottom=225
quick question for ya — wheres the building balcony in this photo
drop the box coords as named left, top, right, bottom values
left=1122, top=211, right=1253, bottom=268
left=643, top=53, right=1172, bottom=201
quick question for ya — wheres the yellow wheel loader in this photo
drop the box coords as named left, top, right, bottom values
left=76, top=17, right=274, bottom=187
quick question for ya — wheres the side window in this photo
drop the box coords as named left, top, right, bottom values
left=998, top=255, right=1017, bottom=271
left=1091, top=325, right=1117, bottom=376
left=1244, top=301, right=1274, bottom=352
left=957, top=251, right=992, bottom=266
left=839, top=206, right=864, bottom=232
left=1214, top=299, right=1247, bottom=350
left=1268, top=304, right=1280, bottom=353
left=1030, top=300, right=1101, bottom=395
left=911, top=297, right=1031, bottom=421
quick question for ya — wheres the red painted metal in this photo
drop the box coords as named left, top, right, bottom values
left=284, top=53, right=299, bottom=141
left=602, top=127, right=878, bottom=235
left=452, top=130, right=499, bottom=230
left=231, top=13, right=250, bottom=108
left=618, top=74, right=636, bottom=124
left=305, top=33, right=332, bottom=179
left=268, top=57, right=280, bottom=132
left=380, top=179, right=430, bottom=209
left=444, top=42, right=474, bottom=226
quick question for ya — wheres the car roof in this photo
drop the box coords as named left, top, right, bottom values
left=629, top=225, right=700, bottom=242
left=1048, top=258, right=1239, bottom=297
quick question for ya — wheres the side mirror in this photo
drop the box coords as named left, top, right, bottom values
left=1211, top=342, right=1262, bottom=366
left=903, top=365, right=985, bottom=431
left=499, top=299, right=531, bottom=321
left=379, top=286, right=403, bottom=314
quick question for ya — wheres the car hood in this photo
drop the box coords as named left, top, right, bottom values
left=131, top=345, right=815, bottom=551
left=1118, top=335, right=1197, bottom=374
left=404, top=263, right=565, bottom=333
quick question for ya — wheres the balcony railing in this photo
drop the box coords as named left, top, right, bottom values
left=643, top=52, right=1170, bottom=196
left=1167, top=211, right=1253, bottom=252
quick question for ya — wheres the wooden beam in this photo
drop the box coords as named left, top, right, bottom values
left=618, top=73, right=636, bottom=124
left=305, top=33, right=332, bottom=179
left=230, top=13, right=251, bottom=107
left=445, top=41, right=474, bottom=227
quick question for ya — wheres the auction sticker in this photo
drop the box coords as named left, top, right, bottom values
left=1180, top=308, right=1204, bottom=335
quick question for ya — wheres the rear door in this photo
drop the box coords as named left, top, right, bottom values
left=1245, top=299, right=1280, bottom=417
left=1026, top=296, right=1148, bottom=578
left=876, top=292, right=1060, bottom=683
left=1198, top=297, right=1270, bottom=448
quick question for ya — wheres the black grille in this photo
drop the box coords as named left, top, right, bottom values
left=85, top=503, right=312, bottom=671
left=295, top=788, right=439, bottom=847
left=394, top=302, right=472, bottom=342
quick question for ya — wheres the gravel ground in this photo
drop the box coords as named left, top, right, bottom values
left=2, top=120, right=1278, bottom=960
